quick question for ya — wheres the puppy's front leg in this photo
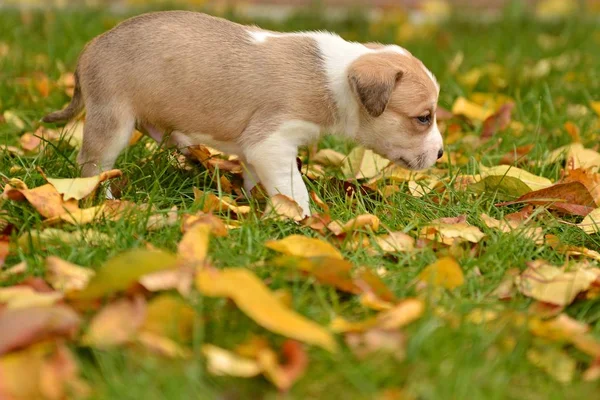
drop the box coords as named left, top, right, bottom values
left=245, top=140, right=310, bottom=216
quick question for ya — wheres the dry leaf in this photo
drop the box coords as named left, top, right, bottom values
left=196, top=268, right=337, bottom=352
left=527, top=346, right=575, bottom=383
left=273, top=256, right=359, bottom=294
left=202, top=344, right=262, bottom=377
left=451, top=97, right=493, bottom=121
left=420, top=220, right=484, bottom=245
left=263, top=194, right=304, bottom=222
left=136, top=331, right=191, bottom=359
left=490, top=268, right=519, bottom=300
left=372, top=231, right=415, bottom=254
left=579, top=208, right=600, bottom=234
left=46, top=169, right=122, bottom=201
left=498, top=181, right=596, bottom=216
left=376, top=298, right=425, bottom=329
left=516, top=261, right=600, bottom=306
left=177, top=222, right=211, bottom=267
left=0, top=286, right=63, bottom=309
left=19, top=228, right=111, bottom=249
left=45, top=256, right=95, bottom=293
left=0, top=306, right=80, bottom=355
left=4, top=183, right=79, bottom=219
left=327, top=214, right=380, bottom=236
left=417, top=257, right=465, bottom=289
left=194, top=188, right=250, bottom=215
left=141, top=294, right=196, bottom=342
left=181, top=213, right=229, bottom=236
left=560, top=168, right=600, bottom=205
left=19, top=132, right=42, bottom=152
left=346, top=329, right=405, bottom=361
left=72, top=249, right=179, bottom=300
left=44, top=204, right=107, bottom=226
left=481, top=102, right=514, bottom=139
left=479, top=165, right=552, bottom=191
left=312, top=149, right=346, bottom=166
left=341, top=147, right=390, bottom=180
left=265, top=235, right=343, bottom=260
left=82, top=296, right=146, bottom=348
left=3, top=110, right=25, bottom=130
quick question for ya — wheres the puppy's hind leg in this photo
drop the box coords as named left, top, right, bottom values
left=77, top=104, right=135, bottom=178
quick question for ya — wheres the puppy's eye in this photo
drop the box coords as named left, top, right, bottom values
left=416, top=114, right=432, bottom=125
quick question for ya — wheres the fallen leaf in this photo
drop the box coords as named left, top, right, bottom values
left=177, top=222, right=211, bottom=267
left=0, top=237, right=8, bottom=269
left=490, top=268, right=520, bottom=300
left=266, top=235, right=343, bottom=260
left=500, top=144, right=535, bottom=165
left=417, top=257, right=465, bottom=289
left=3, top=110, right=25, bottom=130
left=45, top=256, right=95, bottom=293
left=376, top=298, right=425, bottom=329
left=420, top=220, right=485, bottom=245
left=273, top=256, right=359, bottom=294
left=254, top=340, right=309, bottom=391
left=263, top=194, right=304, bottom=222
left=498, top=181, right=596, bottom=216
left=564, top=121, right=581, bottom=142
left=194, top=188, right=251, bottom=215
left=342, top=147, right=390, bottom=180
left=19, top=132, right=42, bottom=152
left=583, top=358, right=600, bottom=382
left=0, top=306, right=80, bottom=355
left=516, top=261, right=600, bottom=306
left=44, top=204, right=107, bottom=225
left=480, top=213, right=543, bottom=243
left=82, top=296, right=146, bottom=348
left=327, top=214, right=380, bottom=236
left=202, top=344, right=262, bottom=377
left=0, top=286, right=63, bottom=309
left=591, top=101, right=600, bottom=117
left=481, top=102, right=514, bottom=139
left=136, top=331, right=191, bottom=359
left=0, top=261, right=27, bottom=281
left=72, top=248, right=178, bottom=300
left=529, top=313, right=589, bottom=342
left=451, top=97, right=493, bottom=121
left=141, top=294, right=196, bottom=342
left=19, top=228, right=111, bottom=249
left=196, top=268, right=337, bottom=352
left=346, top=329, right=405, bottom=361
left=4, top=183, right=79, bottom=219
left=0, top=342, right=89, bottom=400
left=312, top=149, right=346, bottom=166
left=479, top=165, right=552, bottom=191
left=46, top=169, right=122, bottom=201
left=181, top=213, right=229, bottom=236
left=527, top=346, right=575, bottom=383
left=579, top=208, right=600, bottom=234
left=560, top=168, right=600, bottom=204
left=371, top=231, right=415, bottom=254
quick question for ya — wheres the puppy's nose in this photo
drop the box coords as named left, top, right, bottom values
left=437, top=148, right=444, bottom=159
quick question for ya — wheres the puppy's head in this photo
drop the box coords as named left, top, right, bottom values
left=348, top=49, right=442, bottom=170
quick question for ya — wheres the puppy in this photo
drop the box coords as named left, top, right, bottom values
left=43, top=11, right=443, bottom=215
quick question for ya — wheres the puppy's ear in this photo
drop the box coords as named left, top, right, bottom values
left=348, top=54, right=403, bottom=117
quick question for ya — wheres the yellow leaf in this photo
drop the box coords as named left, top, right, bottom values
left=591, top=101, right=600, bottom=117
left=527, top=347, right=575, bottom=383
left=420, top=222, right=485, bottom=245
left=579, top=208, right=600, bottom=234
left=72, top=249, right=178, bottom=300
left=45, top=256, right=95, bottom=293
left=0, top=287, right=63, bottom=309
left=46, top=169, right=122, bottom=201
left=202, top=344, right=262, bottom=377
left=3, top=110, right=25, bottom=130
left=536, top=0, right=578, bottom=19
left=377, top=298, right=425, bottom=329
left=142, top=294, right=196, bottom=342
left=479, top=165, right=552, bottom=191
left=4, top=183, right=79, bottom=219
left=517, top=261, right=600, bottom=306
left=177, top=222, right=211, bottom=266
left=196, top=268, right=337, bottom=352
left=136, top=331, right=191, bottom=359
left=327, top=214, right=380, bottom=236
left=265, top=235, right=343, bottom=260
left=417, top=257, right=465, bottom=289
left=372, top=231, right=415, bottom=254
left=193, top=188, right=251, bottom=215
left=545, top=143, right=600, bottom=170
left=82, top=296, right=146, bottom=348
left=341, top=147, right=390, bottom=180
left=262, top=194, right=304, bottom=222
left=19, top=228, right=111, bottom=250
left=451, top=97, right=493, bottom=121
left=44, top=204, right=106, bottom=226
left=329, top=316, right=378, bottom=333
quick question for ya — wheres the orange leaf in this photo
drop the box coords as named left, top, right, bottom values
left=481, top=102, right=514, bottom=139
left=4, top=183, right=79, bottom=219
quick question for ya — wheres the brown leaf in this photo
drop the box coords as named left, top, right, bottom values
left=0, top=306, right=80, bottom=355
left=19, top=132, right=42, bottom=152
left=481, top=102, right=514, bottom=139
left=499, top=144, right=535, bottom=165
left=0, top=236, right=8, bottom=269
left=497, top=181, right=597, bottom=216
left=82, top=296, right=146, bottom=348
left=560, top=168, right=600, bottom=205
left=193, top=188, right=250, bottom=215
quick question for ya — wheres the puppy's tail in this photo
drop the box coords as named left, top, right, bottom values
left=42, top=71, right=84, bottom=124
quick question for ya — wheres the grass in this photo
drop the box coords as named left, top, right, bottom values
left=1, top=3, right=600, bottom=399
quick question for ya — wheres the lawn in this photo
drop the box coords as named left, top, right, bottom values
left=1, top=2, right=600, bottom=399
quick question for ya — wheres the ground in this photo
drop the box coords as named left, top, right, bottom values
left=1, top=3, right=600, bottom=400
